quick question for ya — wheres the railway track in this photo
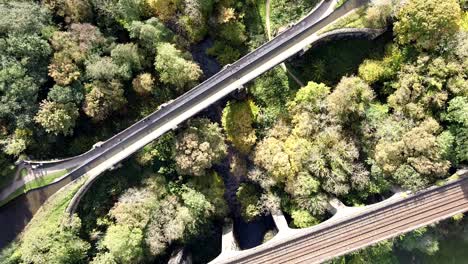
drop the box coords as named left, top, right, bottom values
left=216, top=177, right=468, bottom=263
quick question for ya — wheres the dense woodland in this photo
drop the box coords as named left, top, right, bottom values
left=0, top=0, right=467, bottom=263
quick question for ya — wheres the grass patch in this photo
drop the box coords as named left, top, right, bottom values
left=288, top=32, right=391, bottom=85
left=0, top=169, right=69, bottom=207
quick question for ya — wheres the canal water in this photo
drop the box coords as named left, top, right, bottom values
left=0, top=177, right=72, bottom=249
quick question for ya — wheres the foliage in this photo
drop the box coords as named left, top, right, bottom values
left=290, top=209, right=319, bottom=228
left=327, top=76, right=375, bottom=127
left=250, top=66, right=292, bottom=126
left=236, top=183, right=263, bottom=221
left=85, top=56, right=129, bottom=81
left=0, top=61, right=40, bottom=130
left=443, top=97, right=468, bottom=164
left=47, top=84, right=84, bottom=105
left=94, top=0, right=149, bottom=26
left=330, top=240, right=397, bottom=264
left=83, top=80, right=127, bottom=121
left=0, top=1, right=52, bottom=35
left=111, top=43, right=143, bottom=77
left=179, top=0, right=215, bottom=42
left=388, top=55, right=467, bottom=120
left=174, top=118, right=227, bottom=176
left=35, top=100, right=79, bottom=136
left=155, top=43, right=202, bottom=92
left=358, top=59, right=392, bottom=85
left=399, top=227, right=440, bottom=255
left=394, top=0, right=461, bottom=50
left=207, top=1, right=247, bottom=64
left=206, top=41, right=241, bottom=65
left=132, top=73, right=156, bottom=95
left=127, top=18, right=173, bottom=54
left=49, top=23, right=109, bottom=86
left=221, top=100, right=258, bottom=154
left=374, top=118, right=450, bottom=190
left=147, top=0, right=181, bottom=21
left=186, top=171, right=228, bottom=218
left=43, top=0, right=93, bottom=23
left=254, top=81, right=372, bottom=198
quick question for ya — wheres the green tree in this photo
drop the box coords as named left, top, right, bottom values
left=132, top=73, right=156, bottom=95
left=327, top=76, right=375, bottom=127
left=100, top=225, right=144, bottom=263
left=0, top=1, right=51, bottom=35
left=236, top=183, right=262, bottom=222
left=43, top=0, right=93, bottom=23
left=186, top=171, right=228, bottom=218
left=0, top=34, right=52, bottom=82
left=206, top=41, right=241, bottom=65
left=127, top=18, right=173, bottom=54
left=254, top=81, right=372, bottom=198
left=147, top=0, right=181, bottom=21
left=95, top=0, right=148, bottom=26
left=49, top=23, right=109, bottom=85
left=19, top=219, right=90, bottom=264
left=399, top=227, right=440, bottom=255
left=174, top=118, right=227, bottom=176
left=218, top=20, right=247, bottom=46
left=374, top=118, right=451, bottom=190
left=110, top=43, right=143, bottom=78
left=83, top=80, right=127, bottom=121
left=250, top=67, right=292, bottom=125
left=388, top=55, right=464, bottom=119
left=290, top=209, right=319, bottom=228
left=221, top=100, right=258, bottom=154
left=35, top=100, right=79, bottom=136
left=394, top=0, right=461, bottom=50
left=155, top=43, right=202, bottom=91
left=444, top=96, right=468, bottom=164
left=47, top=84, right=84, bottom=105
left=179, top=0, right=215, bottom=42
left=86, top=56, right=128, bottom=80
left=135, top=132, right=176, bottom=175
left=358, top=59, right=392, bottom=85
left=0, top=61, right=39, bottom=129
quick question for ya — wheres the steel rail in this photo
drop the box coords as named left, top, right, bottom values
left=275, top=188, right=468, bottom=263
left=238, top=189, right=462, bottom=263
left=297, top=200, right=468, bottom=263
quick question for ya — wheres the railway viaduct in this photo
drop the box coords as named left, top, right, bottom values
left=212, top=170, right=468, bottom=264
